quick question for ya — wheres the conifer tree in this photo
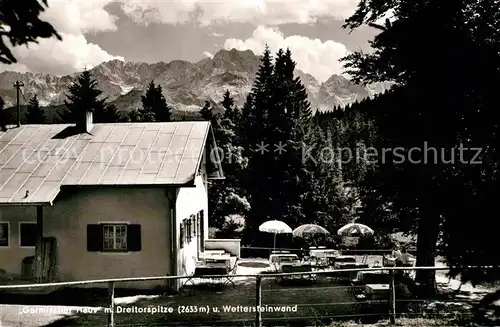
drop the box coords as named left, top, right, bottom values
left=221, top=90, right=239, bottom=122
left=25, top=95, right=46, bottom=124
left=199, top=100, right=214, bottom=121
left=59, top=70, right=107, bottom=123
left=140, top=81, right=172, bottom=122
left=208, top=91, right=249, bottom=231
left=240, top=47, right=275, bottom=245
left=128, top=109, right=141, bottom=122
left=94, top=104, right=122, bottom=123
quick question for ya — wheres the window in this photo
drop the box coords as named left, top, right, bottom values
left=193, top=214, right=197, bottom=236
left=199, top=210, right=205, bottom=252
left=0, top=222, right=9, bottom=247
left=103, top=224, right=127, bottom=251
left=180, top=223, right=184, bottom=249
left=19, top=222, right=37, bottom=247
left=87, top=224, right=141, bottom=252
left=187, top=218, right=192, bottom=242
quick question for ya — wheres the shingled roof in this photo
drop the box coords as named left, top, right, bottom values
left=0, top=121, right=211, bottom=205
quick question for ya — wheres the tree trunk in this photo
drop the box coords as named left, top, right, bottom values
left=415, top=208, right=440, bottom=297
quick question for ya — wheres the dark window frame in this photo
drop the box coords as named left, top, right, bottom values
left=19, top=222, right=37, bottom=247
left=102, top=224, right=128, bottom=253
left=87, top=223, right=141, bottom=253
left=180, top=223, right=185, bottom=249
left=0, top=222, right=9, bottom=247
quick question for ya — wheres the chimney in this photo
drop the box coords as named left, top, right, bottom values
left=76, top=109, right=93, bottom=133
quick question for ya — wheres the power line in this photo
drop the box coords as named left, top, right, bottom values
left=19, top=88, right=28, bottom=104
left=13, top=80, right=23, bottom=127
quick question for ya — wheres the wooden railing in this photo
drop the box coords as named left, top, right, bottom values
left=0, top=266, right=488, bottom=327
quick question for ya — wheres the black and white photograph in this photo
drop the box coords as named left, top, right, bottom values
left=0, top=0, right=499, bottom=326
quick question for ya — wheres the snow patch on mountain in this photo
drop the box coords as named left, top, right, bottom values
left=0, top=49, right=392, bottom=112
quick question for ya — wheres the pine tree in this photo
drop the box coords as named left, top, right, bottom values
left=240, top=47, right=275, bottom=245
left=221, top=90, right=239, bottom=122
left=128, top=109, right=141, bottom=122
left=25, top=95, right=46, bottom=124
left=94, top=104, right=122, bottom=123
left=140, top=81, right=172, bottom=122
left=208, top=91, right=249, bottom=231
left=200, top=101, right=213, bottom=121
left=59, top=70, right=107, bottom=123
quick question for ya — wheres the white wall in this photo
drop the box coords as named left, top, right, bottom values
left=0, top=188, right=172, bottom=289
left=175, top=174, right=208, bottom=285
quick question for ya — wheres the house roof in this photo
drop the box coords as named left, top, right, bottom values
left=0, top=121, right=211, bottom=205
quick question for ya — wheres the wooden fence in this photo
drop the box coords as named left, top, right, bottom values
left=0, top=266, right=480, bottom=327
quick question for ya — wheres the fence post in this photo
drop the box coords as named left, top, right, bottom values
left=389, top=269, right=396, bottom=324
left=255, top=276, right=262, bottom=327
left=108, top=281, right=115, bottom=327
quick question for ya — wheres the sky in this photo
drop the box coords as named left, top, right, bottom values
left=0, top=0, right=380, bottom=83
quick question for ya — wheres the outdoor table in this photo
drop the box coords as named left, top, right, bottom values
left=204, top=250, right=225, bottom=254
left=333, top=255, right=356, bottom=263
left=310, top=249, right=338, bottom=257
left=270, top=254, right=299, bottom=271
left=269, top=253, right=298, bottom=264
left=183, top=265, right=235, bottom=287
left=365, top=284, right=390, bottom=300
left=355, top=271, right=391, bottom=284
left=203, top=257, right=231, bottom=266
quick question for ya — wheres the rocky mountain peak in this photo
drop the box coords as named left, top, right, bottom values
left=0, top=49, right=392, bottom=112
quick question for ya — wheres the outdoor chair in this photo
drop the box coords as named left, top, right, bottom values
left=223, top=258, right=239, bottom=287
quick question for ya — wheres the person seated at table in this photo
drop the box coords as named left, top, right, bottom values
left=397, top=246, right=415, bottom=266
left=392, top=244, right=402, bottom=260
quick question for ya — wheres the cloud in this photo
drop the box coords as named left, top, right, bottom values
left=119, top=0, right=358, bottom=26
left=224, top=26, right=349, bottom=82
left=0, top=0, right=123, bottom=75
left=209, top=32, right=224, bottom=37
left=203, top=51, right=214, bottom=58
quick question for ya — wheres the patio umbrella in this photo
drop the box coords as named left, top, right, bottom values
left=259, top=220, right=293, bottom=252
left=292, top=224, right=330, bottom=237
left=337, top=222, right=374, bottom=237
left=293, top=223, right=330, bottom=248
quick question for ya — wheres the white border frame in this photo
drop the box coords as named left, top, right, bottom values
left=0, top=221, right=10, bottom=248
left=18, top=221, right=37, bottom=248
left=97, top=221, right=131, bottom=256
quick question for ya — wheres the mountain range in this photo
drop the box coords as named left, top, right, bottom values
left=0, top=49, right=392, bottom=113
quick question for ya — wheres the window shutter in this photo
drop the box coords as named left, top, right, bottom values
left=193, top=215, right=197, bottom=235
left=180, top=224, right=184, bottom=249
left=87, top=224, right=103, bottom=251
left=127, top=224, right=141, bottom=252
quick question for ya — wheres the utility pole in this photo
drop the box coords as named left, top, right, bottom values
left=13, top=81, right=24, bottom=127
